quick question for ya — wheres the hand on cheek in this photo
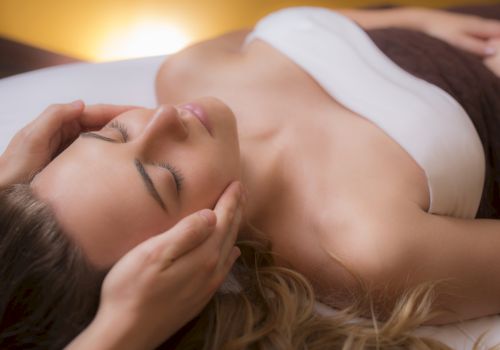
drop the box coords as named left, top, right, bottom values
left=78, top=181, right=245, bottom=350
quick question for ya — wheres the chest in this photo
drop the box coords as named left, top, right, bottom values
left=157, top=39, right=430, bottom=206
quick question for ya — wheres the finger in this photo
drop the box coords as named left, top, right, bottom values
left=80, top=104, right=140, bottom=130
left=208, top=246, right=242, bottom=295
left=466, top=18, right=500, bottom=39
left=221, top=246, right=241, bottom=275
left=455, top=35, right=492, bottom=57
left=155, top=209, right=217, bottom=270
left=28, top=102, right=87, bottom=154
left=32, top=101, right=85, bottom=134
left=212, top=181, right=242, bottom=246
left=218, top=203, right=243, bottom=268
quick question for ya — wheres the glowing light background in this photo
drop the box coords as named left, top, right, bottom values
left=0, top=0, right=497, bottom=62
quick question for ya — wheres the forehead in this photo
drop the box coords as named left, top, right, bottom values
left=31, top=134, right=171, bottom=266
left=111, top=107, right=153, bottom=124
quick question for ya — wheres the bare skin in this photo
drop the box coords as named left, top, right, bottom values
left=156, top=26, right=432, bottom=320
left=27, top=7, right=500, bottom=332
left=7, top=7, right=499, bottom=350
left=484, top=38, right=500, bottom=76
left=156, top=8, right=500, bottom=325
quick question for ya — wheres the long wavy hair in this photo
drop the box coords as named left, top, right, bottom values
left=0, top=183, right=498, bottom=350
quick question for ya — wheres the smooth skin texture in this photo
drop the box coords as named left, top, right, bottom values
left=67, top=182, right=244, bottom=350
left=154, top=6, right=500, bottom=326
left=23, top=7, right=500, bottom=335
left=0, top=102, right=244, bottom=350
left=32, top=97, right=241, bottom=267
left=1, top=9, right=500, bottom=348
left=54, top=8, right=500, bottom=348
left=2, top=9, right=500, bottom=350
left=0, top=101, right=137, bottom=188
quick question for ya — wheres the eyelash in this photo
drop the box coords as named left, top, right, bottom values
left=108, top=121, right=184, bottom=192
left=109, top=120, right=129, bottom=142
left=154, top=162, right=184, bottom=192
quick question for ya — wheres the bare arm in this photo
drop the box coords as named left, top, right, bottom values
left=336, top=6, right=500, bottom=58
left=65, top=314, right=142, bottom=350
left=353, top=208, right=500, bottom=325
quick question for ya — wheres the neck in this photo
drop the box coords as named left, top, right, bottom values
left=237, top=125, right=289, bottom=239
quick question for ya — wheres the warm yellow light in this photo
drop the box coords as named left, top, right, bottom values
left=96, top=20, right=190, bottom=61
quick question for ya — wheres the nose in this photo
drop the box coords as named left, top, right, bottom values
left=140, top=105, right=188, bottom=143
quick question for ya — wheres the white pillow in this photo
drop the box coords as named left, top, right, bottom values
left=0, top=55, right=166, bottom=153
left=1, top=56, right=500, bottom=349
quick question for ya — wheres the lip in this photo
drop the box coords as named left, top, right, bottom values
left=179, top=103, right=213, bottom=136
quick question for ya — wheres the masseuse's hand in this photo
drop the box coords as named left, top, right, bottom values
left=0, top=101, right=136, bottom=187
left=416, top=8, right=500, bottom=57
left=67, top=181, right=244, bottom=350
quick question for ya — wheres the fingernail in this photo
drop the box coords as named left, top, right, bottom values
left=198, top=209, right=216, bottom=227
left=70, top=100, right=84, bottom=109
left=485, top=47, right=496, bottom=56
left=233, top=246, right=241, bottom=258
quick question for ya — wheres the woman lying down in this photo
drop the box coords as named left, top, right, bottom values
left=1, top=5, right=500, bottom=350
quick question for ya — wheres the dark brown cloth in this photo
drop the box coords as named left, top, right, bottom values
left=363, top=4, right=500, bottom=219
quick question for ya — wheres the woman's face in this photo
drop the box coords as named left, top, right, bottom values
left=32, top=97, right=241, bottom=267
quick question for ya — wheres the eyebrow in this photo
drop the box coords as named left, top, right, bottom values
left=80, top=132, right=167, bottom=212
left=80, top=132, right=119, bottom=143
left=134, top=159, right=167, bottom=212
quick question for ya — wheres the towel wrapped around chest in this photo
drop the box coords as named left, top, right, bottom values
left=364, top=6, right=500, bottom=219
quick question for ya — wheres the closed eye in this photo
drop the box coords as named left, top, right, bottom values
left=154, top=161, right=184, bottom=193
left=108, top=120, right=129, bottom=142
left=104, top=120, right=184, bottom=194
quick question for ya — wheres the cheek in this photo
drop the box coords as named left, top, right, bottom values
left=193, top=176, right=226, bottom=206
left=180, top=143, right=240, bottom=211
left=116, top=202, right=176, bottom=242
left=215, top=139, right=241, bottom=181
left=204, top=151, right=240, bottom=185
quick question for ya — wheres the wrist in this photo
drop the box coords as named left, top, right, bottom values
left=0, top=156, right=39, bottom=189
left=0, top=156, right=14, bottom=190
left=65, top=311, right=154, bottom=350
left=393, top=7, right=431, bottom=31
left=336, top=7, right=427, bottom=31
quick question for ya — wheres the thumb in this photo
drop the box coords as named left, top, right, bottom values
left=33, top=100, right=85, bottom=135
left=467, top=19, right=500, bottom=39
left=456, top=35, right=494, bottom=57
left=144, top=209, right=217, bottom=270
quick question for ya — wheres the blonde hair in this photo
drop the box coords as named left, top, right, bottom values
left=1, top=185, right=498, bottom=349
left=164, top=237, right=500, bottom=350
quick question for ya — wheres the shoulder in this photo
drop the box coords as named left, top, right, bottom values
left=319, top=198, right=427, bottom=291
left=157, top=29, right=252, bottom=72
left=197, top=29, right=254, bottom=53
left=314, top=199, right=446, bottom=315
left=155, top=29, right=252, bottom=103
